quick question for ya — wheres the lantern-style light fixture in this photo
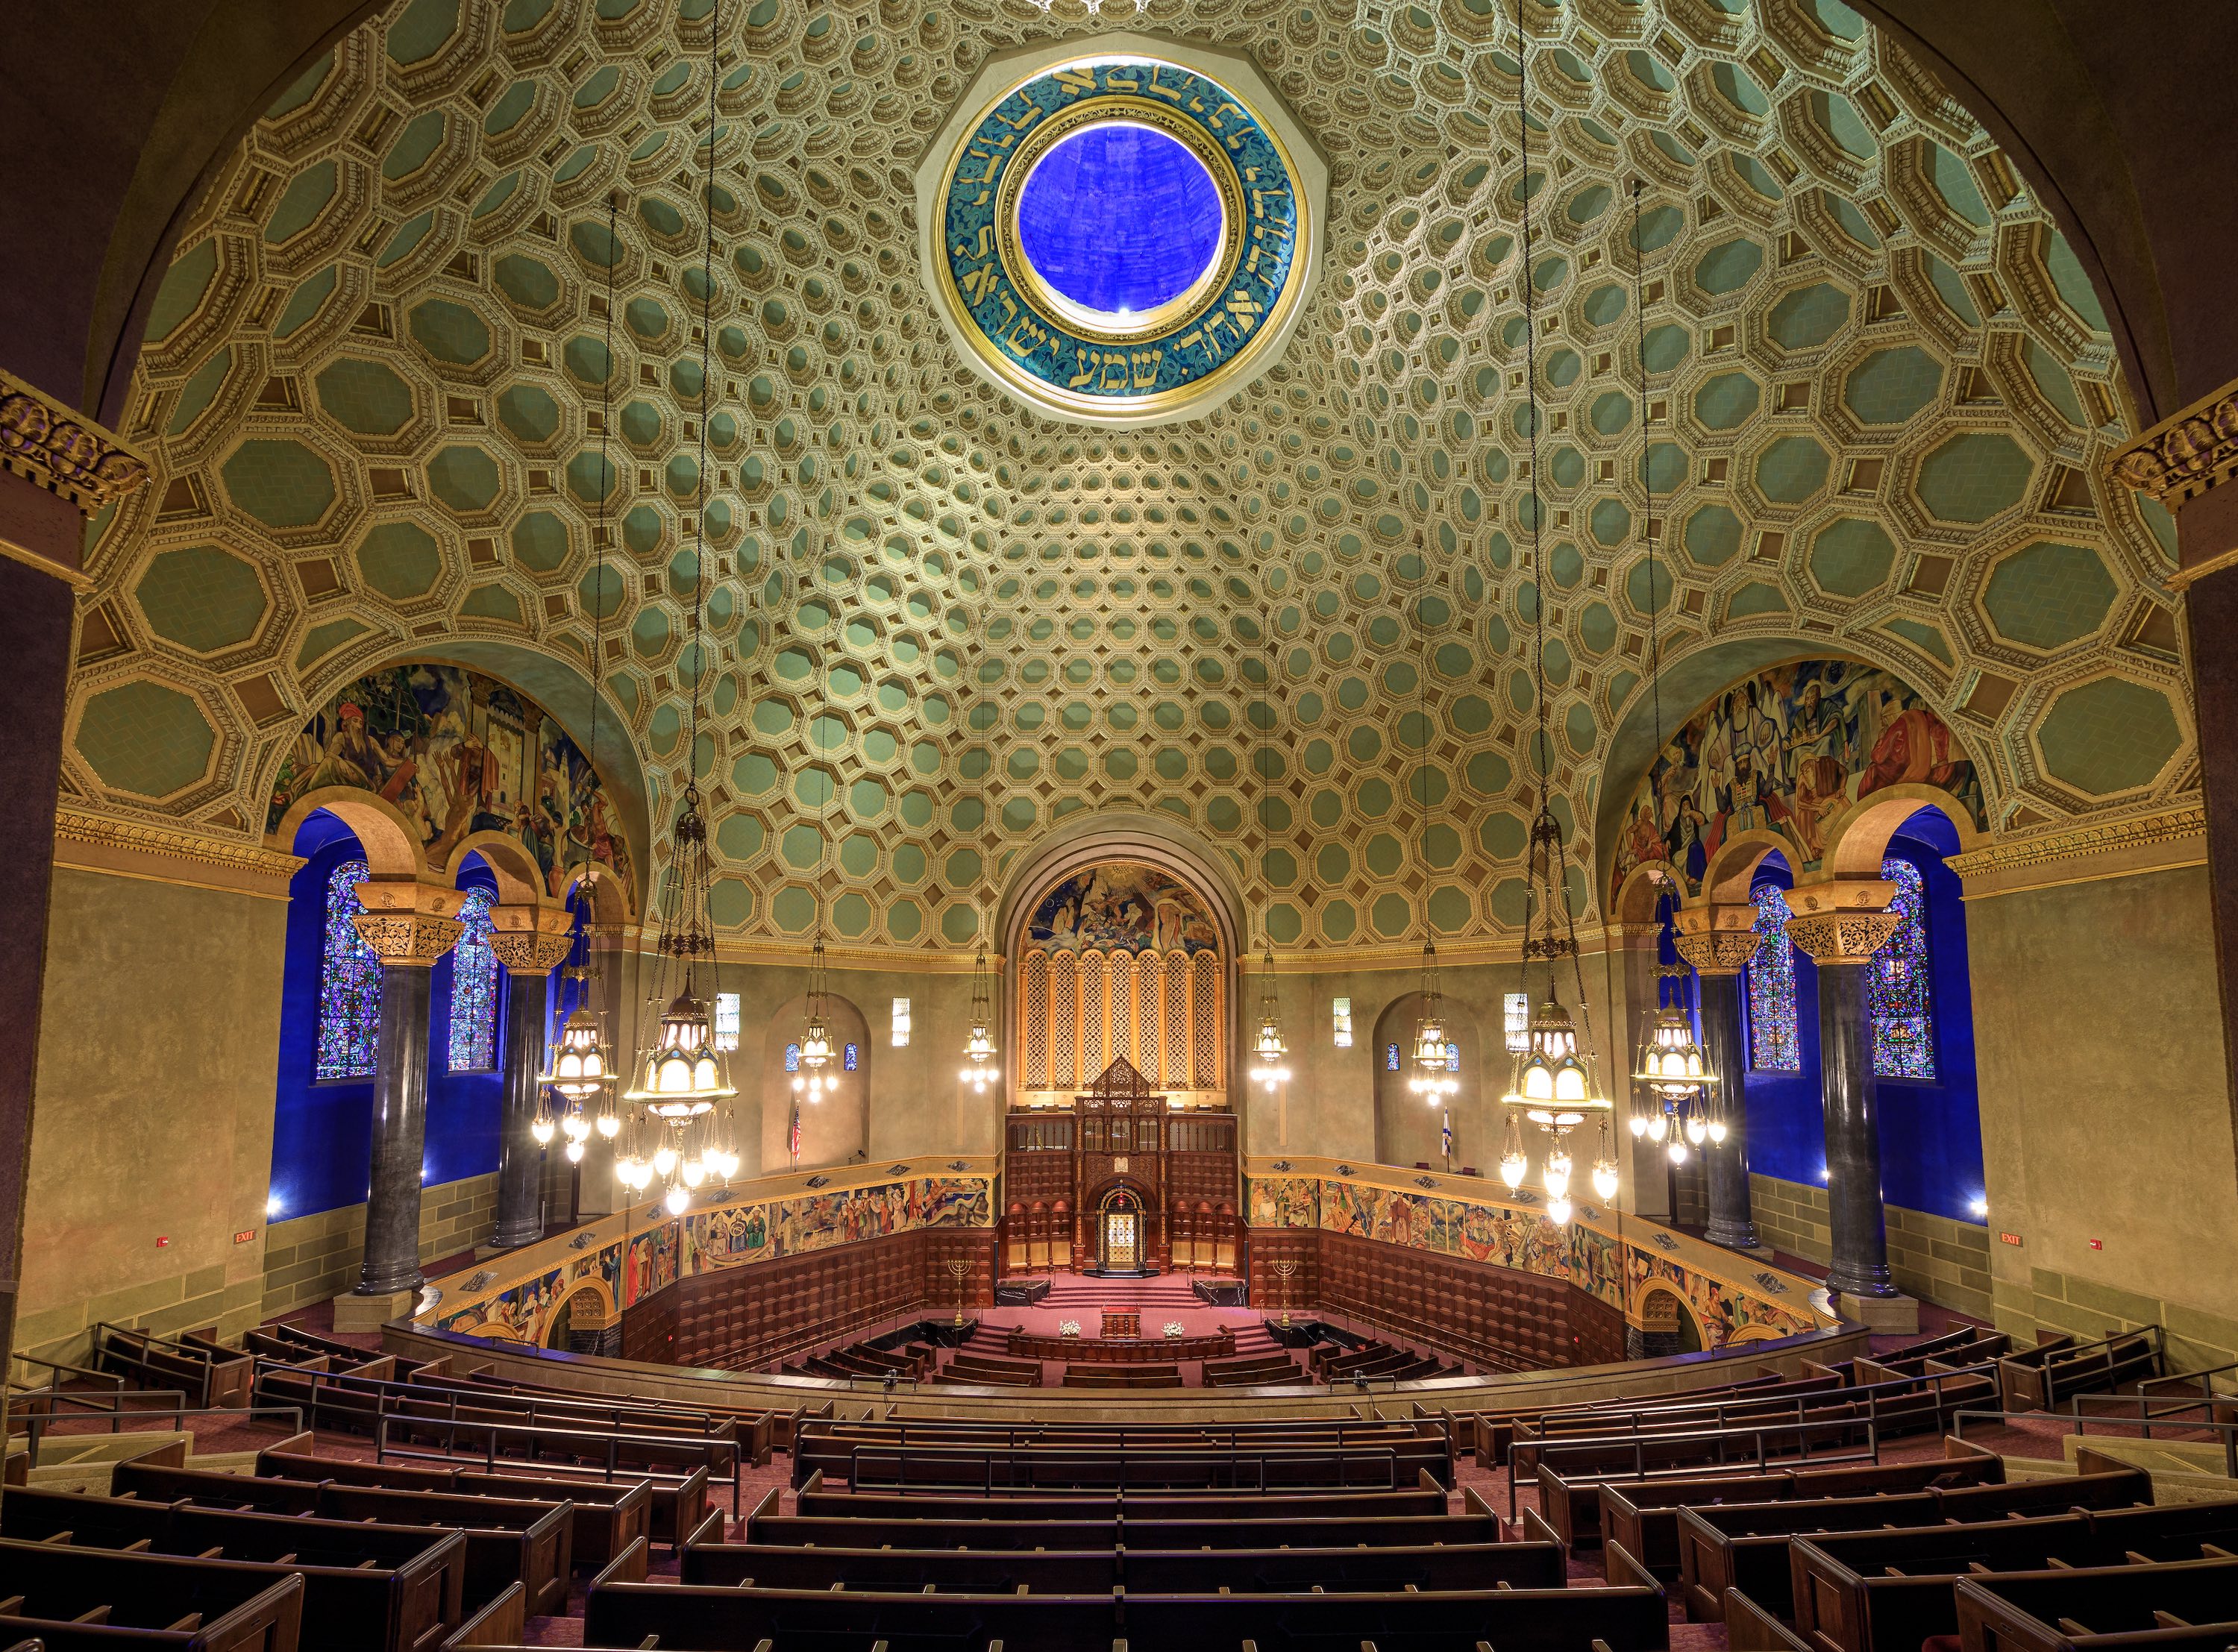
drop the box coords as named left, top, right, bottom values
left=794, top=939, right=838, bottom=1104
left=1406, top=943, right=1460, bottom=1102
left=1248, top=948, right=1291, bottom=1090
left=959, top=949, right=1000, bottom=1093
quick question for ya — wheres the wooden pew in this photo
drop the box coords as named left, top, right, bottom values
left=442, top=1367, right=787, bottom=1460
left=1200, top=1353, right=1306, bottom=1387
left=1593, top=1445, right=2005, bottom=1576
left=583, top=1577, right=1671, bottom=1652
left=0, top=1536, right=305, bottom=1652
left=1675, top=1466, right=2154, bottom=1624
left=0, top=1488, right=465, bottom=1652
left=789, top=1478, right=1452, bottom=1523
left=89, top=1326, right=251, bottom=1410
left=107, top=1460, right=572, bottom=1620
left=745, top=1503, right=1505, bottom=1551
left=255, top=1439, right=654, bottom=1568
left=1061, top=1363, right=1182, bottom=1388
left=937, top=1354, right=1043, bottom=1386
left=393, top=1369, right=775, bottom=1466
left=1954, top=1557, right=2238, bottom=1652
left=680, top=1536, right=1564, bottom=1592
left=1996, top=1330, right=2162, bottom=1413
left=837, top=1440, right=1438, bottom=1492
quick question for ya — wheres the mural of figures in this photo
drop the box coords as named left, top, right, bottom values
left=427, top=1172, right=998, bottom=1345
left=266, top=662, right=633, bottom=899
left=1609, top=659, right=1985, bottom=902
left=1029, top=862, right=1218, bottom=955
left=1245, top=1167, right=1819, bottom=1341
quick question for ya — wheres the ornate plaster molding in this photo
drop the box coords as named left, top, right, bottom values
left=352, top=880, right=466, bottom=965
left=2108, top=374, right=2238, bottom=512
left=1781, top=880, right=1899, bottom=965
left=1670, top=903, right=1765, bottom=977
left=0, top=368, right=152, bottom=512
left=1944, top=803, right=2207, bottom=897
left=488, top=929, right=577, bottom=976
left=51, top=804, right=303, bottom=899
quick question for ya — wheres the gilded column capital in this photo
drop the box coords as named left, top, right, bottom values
left=489, top=905, right=577, bottom=976
left=1670, top=903, right=1764, bottom=977
left=0, top=368, right=153, bottom=512
left=2109, top=374, right=2238, bottom=509
left=1781, top=879, right=1899, bottom=966
left=352, top=880, right=466, bottom=967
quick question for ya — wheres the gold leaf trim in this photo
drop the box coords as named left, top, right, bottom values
left=0, top=368, right=153, bottom=512
left=1944, top=804, right=2207, bottom=878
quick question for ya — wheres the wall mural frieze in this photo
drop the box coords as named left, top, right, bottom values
left=1244, top=1157, right=1830, bottom=1345
left=419, top=1161, right=998, bottom=1348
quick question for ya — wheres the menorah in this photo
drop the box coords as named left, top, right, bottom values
left=1269, top=1258, right=1300, bottom=1328
left=944, top=1258, right=971, bottom=1328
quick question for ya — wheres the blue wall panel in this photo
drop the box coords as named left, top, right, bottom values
left=268, top=812, right=512, bottom=1223
left=1733, top=814, right=1985, bottom=1229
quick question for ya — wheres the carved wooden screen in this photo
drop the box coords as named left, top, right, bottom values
left=1018, top=946, right=1222, bottom=1093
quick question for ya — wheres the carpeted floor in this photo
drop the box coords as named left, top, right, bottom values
left=958, top=1272, right=1297, bottom=1385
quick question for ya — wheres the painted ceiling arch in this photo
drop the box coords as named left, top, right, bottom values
left=67, top=0, right=2195, bottom=955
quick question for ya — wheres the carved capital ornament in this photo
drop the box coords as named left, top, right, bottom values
left=489, top=904, right=578, bottom=976
left=351, top=881, right=466, bottom=967
left=2109, top=377, right=2238, bottom=507
left=1781, top=880, right=1900, bottom=965
left=0, top=368, right=153, bottom=511
left=1670, top=903, right=1765, bottom=977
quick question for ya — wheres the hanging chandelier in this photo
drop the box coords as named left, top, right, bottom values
left=1615, top=178, right=1719, bottom=1172
left=1495, top=9, right=1614, bottom=1225
left=617, top=20, right=741, bottom=1216
left=956, top=603, right=1000, bottom=1097
left=1246, top=594, right=1290, bottom=1094
left=1406, top=942, right=1459, bottom=1102
left=794, top=939, right=838, bottom=1104
left=1248, top=946, right=1291, bottom=1090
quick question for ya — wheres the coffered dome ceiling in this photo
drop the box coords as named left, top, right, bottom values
left=73, top=0, right=2193, bottom=955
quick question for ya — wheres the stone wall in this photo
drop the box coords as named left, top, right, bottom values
left=1749, top=1172, right=1993, bottom=1322
left=17, top=867, right=286, bottom=1366
left=260, top=1172, right=498, bottom=1319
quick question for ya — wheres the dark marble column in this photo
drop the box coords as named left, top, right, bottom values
left=489, top=916, right=576, bottom=1250
left=491, top=973, right=550, bottom=1249
left=1785, top=890, right=1904, bottom=1301
left=1694, top=970, right=1761, bottom=1252
left=352, top=887, right=461, bottom=1298
left=358, top=961, right=436, bottom=1295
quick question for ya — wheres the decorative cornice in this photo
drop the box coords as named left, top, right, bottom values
left=2110, top=376, right=2238, bottom=509
left=0, top=368, right=152, bottom=512
left=1946, top=804, right=2206, bottom=878
left=52, top=805, right=304, bottom=900
left=1945, top=803, right=2207, bottom=899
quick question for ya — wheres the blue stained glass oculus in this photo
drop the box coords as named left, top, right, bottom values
left=1017, top=123, right=1223, bottom=319
left=1746, top=882, right=1802, bottom=1072
left=316, top=857, right=380, bottom=1081
left=447, top=887, right=501, bottom=1073
left=1871, top=856, right=1936, bottom=1079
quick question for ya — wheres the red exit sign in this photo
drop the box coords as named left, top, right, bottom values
left=1999, top=1232, right=2024, bottom=1246
left=233, top=1229, right=257, bottom=1245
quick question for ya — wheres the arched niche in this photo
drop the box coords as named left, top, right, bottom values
left=997, top=812, right=1244, bottom=1108
left=1634, top=1280, right=1708, bottom=1354
left=1370, top=990, right=1480, bottom=1172
left=1601, top=653, right=1990, bottom=910
left=761, top=990, right=871, bottom=1172
left=263, top=644, right=647, bottom=919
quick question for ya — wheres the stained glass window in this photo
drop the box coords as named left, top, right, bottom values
left=316, top=857, right=380, bottom=1081
left=843, top=1042, right=859, bottom=1072
left=446, top=887, right=500, bottom=1073
left=1746, top=882, right=1802, bottom=1072
left=1384, top=1043, right=1400, bottom=1072
left=784, top=1042, right=800, bottom=1072
left=1445, top=1040, right=1461, bottom=1072
left=1872, top=856, right=1937, bottom=1079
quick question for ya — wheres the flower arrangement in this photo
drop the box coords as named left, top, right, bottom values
left=1162, top=1321, right=1185, bottom=1339
left=1058, top=1319, right=1081, bottom=1337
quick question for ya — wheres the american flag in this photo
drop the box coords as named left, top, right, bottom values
left=789, top=1103, right=801, bottom=1166
left=1441, top=1109, right=1452, bottom=1162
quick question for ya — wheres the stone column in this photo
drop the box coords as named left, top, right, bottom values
left=1784, top=881, right=1916, bottom=1330
left=345, top=882, right=463, bottom=1316
left=1673, top=903, right=1767, bottom=1254
left=488, top=908, right=578, bottom=1250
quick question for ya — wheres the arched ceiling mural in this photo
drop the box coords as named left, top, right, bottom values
left=68, top=0, right=2195, bottom=955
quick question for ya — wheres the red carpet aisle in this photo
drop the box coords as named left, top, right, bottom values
left=959, top=1272, right=1291, bottom=1386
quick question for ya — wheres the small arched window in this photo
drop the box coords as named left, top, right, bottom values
left=1872, top=856, right=1936, bottom=1079
left=1746, top=882, right=1801, bottom=1072
left=447, top=887, right=501, bottom=1073
left=316, top=857, right=380, bottom=1081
